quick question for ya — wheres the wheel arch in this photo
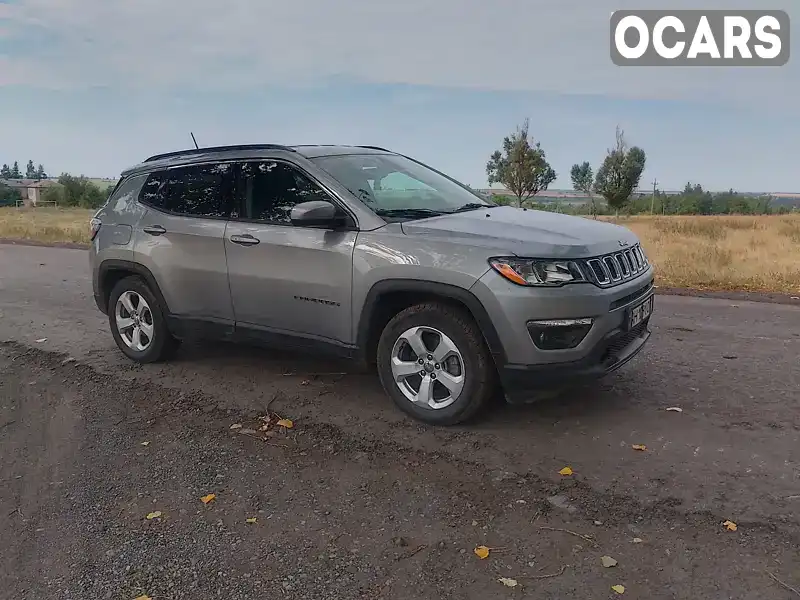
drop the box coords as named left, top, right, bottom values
left=97, top=260, right=170, bottom=316
left=356, top=279, right=507, bottom=368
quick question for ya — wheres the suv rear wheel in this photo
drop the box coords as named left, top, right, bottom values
left=376, top=302, right=495, bottom=425
left=108, top=276, right=179, bottom=363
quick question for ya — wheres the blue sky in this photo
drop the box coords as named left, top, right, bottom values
left=1, top=0, right=797, bottom=192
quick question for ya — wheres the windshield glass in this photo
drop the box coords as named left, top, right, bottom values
left=311, top=153, right=491, bottom=219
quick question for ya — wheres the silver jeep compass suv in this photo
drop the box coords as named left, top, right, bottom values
left=90, top=144, right=654, bottom=425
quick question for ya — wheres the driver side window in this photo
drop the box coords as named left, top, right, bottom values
left=237, top=160, right=331, bottom=224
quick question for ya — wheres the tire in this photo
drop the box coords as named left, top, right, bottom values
left=108, top=275, right=179, bottom=363
left=376, top=301, right=496, bottom=425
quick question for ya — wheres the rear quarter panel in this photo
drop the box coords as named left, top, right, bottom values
left=90, top=174, right=149, bottom=289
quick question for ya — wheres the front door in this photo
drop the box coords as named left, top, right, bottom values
left=224, top=159, right=356, bottom=346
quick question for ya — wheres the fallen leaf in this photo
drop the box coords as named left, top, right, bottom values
left=632, top=537, right=643, bottom=543
left=471, top=520, right=478, bottom=526
left=498, top=577, right=518, bottom=588
left=259, top=424, right=270, bottom=431
left=35, top=338, right=47, bottom=343
left=134, top=596, right=152, bottom=600
left=601, top=555, right=618, bottom=568
left=631, top=444, right=647, bottom=451
left=723, top=520, right=737, bottom=531
left=277, top=419, right=294, bottom=429
left=559, top=466, right=573, bottom=476
left=246, top=517, right=257, bottom=524
left=474, top=545, right=490, bottom=559
left=145, top=511, right=162, bottom=520
left=238, top=428, right=258, bottom=435
left=230, top=423, right=242, bottom=430
left=611, top=584, right=626, bottom=594
left=140, top=441, right=150, bottom=446
left=666, top=407, right=683, bottom=413
left=200, top=494, right=216, bottom=504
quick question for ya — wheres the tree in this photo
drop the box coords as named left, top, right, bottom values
left=25, top=160, right=36, bottom=179
left=35, top=164, right=47, bottom=180
left=10, top=161, right=21, bottom=179
left=0, top=164, right=11, bottom=178
left=594, top=127, right=646, bottom=216
left=570, top=162, right=596, bottom=218
left=486, top=118, right=557, bottom=208
left=56, top=173, right=106, bottom=208
left=0, top=182, right=23, bottom=207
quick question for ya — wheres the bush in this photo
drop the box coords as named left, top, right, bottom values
left=55, top=174, right=107, bottom=209
left=0, top=183, right=23, bottom=207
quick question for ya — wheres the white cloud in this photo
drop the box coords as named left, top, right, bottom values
left=0, top=0, right=797, bottom=110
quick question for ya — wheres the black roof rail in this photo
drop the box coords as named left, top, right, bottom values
left=355, top=145, right=392, bottom=152
left=144, top=144, right=296, bottom=163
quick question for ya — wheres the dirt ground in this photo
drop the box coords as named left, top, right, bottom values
left=1, top=244, right=799, bottom=599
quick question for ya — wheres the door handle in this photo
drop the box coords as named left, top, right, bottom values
left=230, top=234, right=260, bottom=246
left=142, top=225, right=166, bottom=236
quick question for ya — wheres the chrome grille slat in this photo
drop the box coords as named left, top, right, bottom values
left=616, top=252, right=630, bottom=276
left=581, top=244, right=649, bottom=288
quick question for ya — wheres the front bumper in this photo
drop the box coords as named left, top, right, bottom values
left=470, top=266, right=655, bottom=403
left=499, top=316, right=651, bottom=403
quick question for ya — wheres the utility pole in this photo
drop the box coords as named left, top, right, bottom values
left=650, top=178, right=658, bottom=214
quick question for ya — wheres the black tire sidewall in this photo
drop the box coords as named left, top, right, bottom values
left=376, top=304, right=494, bottom=425
left=108, top=276, right=171, bottom=363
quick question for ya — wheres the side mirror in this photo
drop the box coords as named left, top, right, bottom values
left=290, top=200, right=342, bottom=228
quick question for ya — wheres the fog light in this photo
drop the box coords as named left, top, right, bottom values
left=527, top=318, right=594, bottom=350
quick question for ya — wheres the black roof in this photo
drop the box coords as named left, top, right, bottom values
left=123, top=144, right=394, bottom=177
left=291, top=145, right=392, bottom=158
left=143, top=144, right=392, bottom=163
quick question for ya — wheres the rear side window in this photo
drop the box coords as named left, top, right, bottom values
left=236, top=161, right=332, bottom=224
left=140, top=162, right=234, bottom=218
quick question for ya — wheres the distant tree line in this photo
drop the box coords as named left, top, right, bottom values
left=1, top=160, right=48, bottom=180
left=492, top=187, right=795, bottom=216
left=486, top=120, right=795, bottom=216
left=487, top=122, right=646, bottom=217
left=0, top=164, right=114, bottom=209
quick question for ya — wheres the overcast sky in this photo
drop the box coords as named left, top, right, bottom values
left=1, top=0, right=797, bottom=191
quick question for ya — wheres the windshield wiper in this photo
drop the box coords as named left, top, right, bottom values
left=449, top=203, right=494, bottom=213
left=374, top=208, right=446, bottom=219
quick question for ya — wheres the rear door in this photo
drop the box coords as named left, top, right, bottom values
left=133, top=162, right=235, bottom=328
left=224, top=159, right=356, bottom=346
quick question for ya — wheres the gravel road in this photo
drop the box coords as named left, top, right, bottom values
left=1, top=244, right=799, bottom=599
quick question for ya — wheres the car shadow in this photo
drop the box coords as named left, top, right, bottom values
left=171, top=339, right=635, bottom=429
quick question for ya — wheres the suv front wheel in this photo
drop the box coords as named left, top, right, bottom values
left=108, top=276, right=179, bottom=363
left=376, top=302, right=496, bottom=425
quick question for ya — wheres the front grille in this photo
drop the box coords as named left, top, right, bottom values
left=579, top=244, right=649, bottom=288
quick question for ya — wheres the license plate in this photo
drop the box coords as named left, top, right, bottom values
left=628, top=295, right=653, bottom=330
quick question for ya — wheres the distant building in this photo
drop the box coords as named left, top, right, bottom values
left=0, top=178, right=60, bottom=207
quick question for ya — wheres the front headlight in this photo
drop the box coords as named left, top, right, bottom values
left=489, top=258, right=586, bottom=287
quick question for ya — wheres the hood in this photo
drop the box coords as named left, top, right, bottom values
left=400, top=206, right=639, bottom=258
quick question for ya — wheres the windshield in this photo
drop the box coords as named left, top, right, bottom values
left=311, top=153, right=492, bottom=219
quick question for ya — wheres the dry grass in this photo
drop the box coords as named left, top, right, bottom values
left=2, top=207, right=799, bottom=294
left=608, top=214, right=800, bottom=294
left=0, top=206, right=93, bottom=244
